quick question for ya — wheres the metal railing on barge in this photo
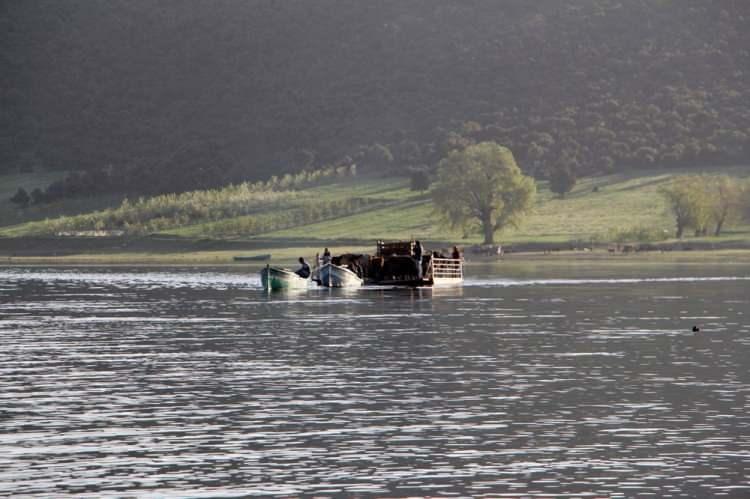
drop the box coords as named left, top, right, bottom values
left=430, top=257, right=463, bottom=282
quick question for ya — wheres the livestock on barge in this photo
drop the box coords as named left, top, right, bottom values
left=314, top=241, right=462, bottom=288
left=371, top=240, right=463, bottom=287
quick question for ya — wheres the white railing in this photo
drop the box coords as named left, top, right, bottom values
left=431, top=258, right=463, bottom=281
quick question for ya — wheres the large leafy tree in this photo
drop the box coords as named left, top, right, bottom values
left=10, top=187, right=30, bottom=209
left=432, top=142, right=536, bottom=244
left=708, top=175, right=743, bottom=237
left=660, top=174, right=748, bottom=239
left=549, top=163, right=577, bottom=198
left=659, top=176, right=712, bottom=238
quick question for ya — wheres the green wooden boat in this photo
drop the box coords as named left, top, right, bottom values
left=260, top=265, right=309, bottom=291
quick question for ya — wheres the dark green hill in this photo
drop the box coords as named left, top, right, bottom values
left=2, top=1, right=749, bottom=189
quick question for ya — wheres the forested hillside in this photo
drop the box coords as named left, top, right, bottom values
left=2, top=0, right=749, bottom=194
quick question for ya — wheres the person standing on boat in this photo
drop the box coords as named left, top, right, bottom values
left=413, top=240, right=423, bottom=279
left=322, top=248, right=331, bottom=264
left=295, top=257, right=311, bottom=278
left=452, top=246, right=461, bottom=260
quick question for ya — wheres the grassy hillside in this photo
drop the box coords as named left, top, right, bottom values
left=3, top=166, right=748, bottom=248
left=163, top=178, right=420, bottom=239
left=256, top=166, right=750, bottom=245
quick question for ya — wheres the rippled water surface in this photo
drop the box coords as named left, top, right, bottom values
left=1, top=264, right=749, bottom=497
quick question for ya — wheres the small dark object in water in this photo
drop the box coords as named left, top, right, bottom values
left=233, top=254, right=271, bottom=261
left=692, top=326, right=700, bottom=332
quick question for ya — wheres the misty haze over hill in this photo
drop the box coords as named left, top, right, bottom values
left=2, top=0, right=749, bottom=194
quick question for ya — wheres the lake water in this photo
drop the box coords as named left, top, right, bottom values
left=1, top=263, right=749, bottom=497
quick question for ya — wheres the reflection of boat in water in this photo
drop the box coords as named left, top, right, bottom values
left=261, top=285, right=309, bottom=300
left=425, top=284, right=464, bottom=297
left=318, top=262, right=363, bottom=288
left=260, top=265, right=309, bottom=291
left=234, top=254, right=271, bottom=262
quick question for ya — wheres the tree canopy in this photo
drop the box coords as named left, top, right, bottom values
left=432, top=142, right=536, bottom=244
left=660, top=175, right=747, bottom=238
left=549, top=164, right=577, bottom=198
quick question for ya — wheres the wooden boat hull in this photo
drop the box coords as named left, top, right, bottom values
left=260, top=265, right=309, bottom=290
left=319, top=263, right=363, bottom=288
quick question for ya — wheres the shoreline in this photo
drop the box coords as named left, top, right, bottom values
left=2, top=235, right=750, bottom=266
left=3, top=248, right=750, bottom=267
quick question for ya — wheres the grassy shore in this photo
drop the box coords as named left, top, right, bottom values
left=1, top=166, right=749, bottom=265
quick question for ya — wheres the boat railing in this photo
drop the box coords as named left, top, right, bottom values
left=376, top=240, right=414, bottom=257
left=431, top=257, right=463, bottom=280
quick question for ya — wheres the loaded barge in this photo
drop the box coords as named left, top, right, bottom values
left=370, top=240, right=463, bottom=287
left=260, top=240, right=463, bottom=291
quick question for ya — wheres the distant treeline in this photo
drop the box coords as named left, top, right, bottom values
left=3, top=1, right=749, bottom=189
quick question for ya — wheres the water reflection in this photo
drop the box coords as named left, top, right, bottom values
left=0, top=265, right=749, bottom=497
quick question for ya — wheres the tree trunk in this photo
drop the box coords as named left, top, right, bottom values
left=676, top=224, right=683, bottom=239
left=481, top=213, right=494, bottom=244
left=483, top=223, right=494, bottom=245
left=714, top=218, right=725, bottom=237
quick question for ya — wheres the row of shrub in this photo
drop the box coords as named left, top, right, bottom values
left=9, top=163, right=358, bottom=209
left=202, top=197, right=382, bottom=238
left=12, top=192, right=382, bottom=237
left=592, top=226, right=672, bottom=244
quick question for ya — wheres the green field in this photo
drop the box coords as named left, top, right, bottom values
left=1, top=166, right=749, bottom=250
left=254, top=166, right=750, bottom=245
